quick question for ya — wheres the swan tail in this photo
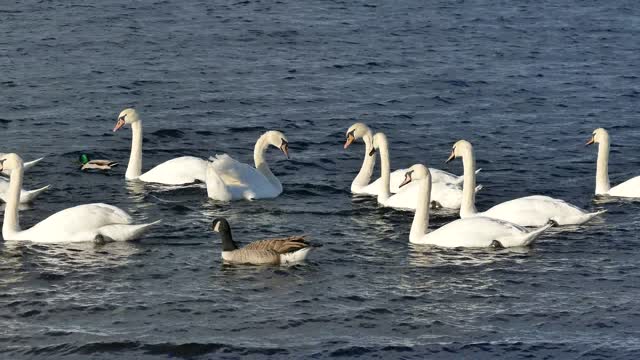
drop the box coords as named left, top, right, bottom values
left=98, top=220, right=161, bottom=242
left=20, top=185, right=51, bottom=203
left=521, top=220, right=554, bottom=246
left=475, top=168, right=482, bottom=175
left=23, top=157, right=45, bottom=171
left=474, top=184, right=484, bottom=193
left=205, top=162, right=232, bottom=201
left=279, top=247, right=312, bottom=265
left=582, top=209, right=607, bottom=223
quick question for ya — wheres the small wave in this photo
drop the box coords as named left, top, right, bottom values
left=150, top=129, right=185, bottom=138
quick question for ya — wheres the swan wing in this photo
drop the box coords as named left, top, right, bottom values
left=608, top=176, right=640, bottom=197
left=209, top=154, right=277, bottom=199
left=383, top=181, right=422, bottom=210
left=17, top=203, right=135, bottom=242
left=417, top=217, right=536, bottom=248
left=365, top=168, right=459, bottom=195
left=428, top=168, right=462, bottom=185
left=0, top=178, right=50, bottom=204
left=211, top=154, right=264, bottom=186
left=481, top=195, right=589, bottom=226
left=383, top=181, right=464, bottom=210
left=430, top=182, right=464, bottom=209
left=138, top=156, right=208, bottom=185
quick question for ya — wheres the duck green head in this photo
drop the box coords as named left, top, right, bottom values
left=79, top=154, right=90, bottom=164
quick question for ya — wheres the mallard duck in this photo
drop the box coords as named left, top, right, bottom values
left=79, top=154, right=118, bottom=171
left=211, top=218, right=312, bottom=265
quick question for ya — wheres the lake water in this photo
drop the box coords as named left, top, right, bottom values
left=1, top=0, right=640, bottom=358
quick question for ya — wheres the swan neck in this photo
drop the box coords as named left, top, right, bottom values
left=377, top=135, right=392, bottom=204
left=351, top=133, right=375, bottom=191
left=460, top=147, right=478, bottom=218
left=254, top=136, right=282, bottom=192
left=3, top=166, right=23, bottom=237
left=410, top=176, right=431, bottom=243
left=126, top=121, right=143, bottom=179
left=595, top=139, right=610, bottom=194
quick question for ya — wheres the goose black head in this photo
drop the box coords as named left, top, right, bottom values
left=212, top=218, right=238, bottom=251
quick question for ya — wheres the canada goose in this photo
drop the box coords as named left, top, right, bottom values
left=211, top=218, right=311, bottom=265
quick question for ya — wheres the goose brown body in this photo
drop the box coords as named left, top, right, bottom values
left=212, top=218, right=311, bottom=265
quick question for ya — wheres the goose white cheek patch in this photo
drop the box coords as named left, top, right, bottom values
left=213, top=222, right=221, bottom=232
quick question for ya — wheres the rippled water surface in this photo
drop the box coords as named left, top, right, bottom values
left=2, top=0, right=640, bottom=358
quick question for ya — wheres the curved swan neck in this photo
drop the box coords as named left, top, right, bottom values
left=410, top=174, right=431, bottom=243
left=126, top=121, right=143, bottom=179
left=351, top=132, right=375, bottom=192
left=254, top=135, right=282, bottom=192
left=3, top=166, right=23, bottom=237
left=377, top=134, right=392, bottom=204
left=595, top=138, right=611, bottom=194
left=460, top=146, right=478, bottom=218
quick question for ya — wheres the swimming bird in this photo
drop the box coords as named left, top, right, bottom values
left=586, top=128, right=640, bottom=198
left=211, top=218, right=311, bottom=265
left=447, top=140, right=606, bottom=226
left=79, top=154, right=118, bottom=171
left=0, top=153, right=159, bottom=243
left=344, top=122, right=473, bottom=196
left=113, top=108, right=209, bottom=185
left=401, top=164, right=552, bottom=248
left=371, top=132, right=481, bottom=210
left=205, top=131, right=289, bottom=201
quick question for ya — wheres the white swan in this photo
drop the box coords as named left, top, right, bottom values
left=587, top=128, right=640, bottom=197
left=344, top=123, right=471, bottom=195
left=449, top=140, right=606, bottom=226
left=372, top=132, right=480, bottom=210
left=402, top=164, right=552, bottom=248
left=0, top=154, right=45, bottom=176
left=0, top=153, right=159, bottom=243
left=205, top=131, right=289, bottom=201
left=113, top=108, right=209, bottom=185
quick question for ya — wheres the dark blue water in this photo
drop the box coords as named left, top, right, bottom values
left=2, top=0, right=640, bottom=358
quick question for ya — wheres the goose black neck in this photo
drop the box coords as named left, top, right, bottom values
left=220, top=227, right=238, bottom=251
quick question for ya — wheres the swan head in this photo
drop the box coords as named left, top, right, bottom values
left=344, top=122, right=372, bottom=149
left=586, top=128, right=609, bottom=146
left=446, top=140, right=473, bottom=163
left=262, top=130, right=290, bottom=159
left=399, top=164, right=430, bottom=188
left=113, top=108, right=140, bottom=132
left=0, top=153, right=24, bottom=173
